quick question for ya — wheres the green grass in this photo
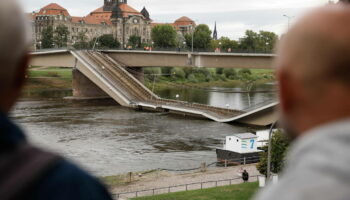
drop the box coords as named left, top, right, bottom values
left=23, top=67, right=73, bottom=93
left=131, top=182, right=259, bottom=200
left=28, top=68, right=72, bottom=79
left=250, top=69, right=274, bottom=75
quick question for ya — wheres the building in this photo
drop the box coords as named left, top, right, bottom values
left=213, top=21, right=218, bottom=40
left=151, top=16, right=196, bottom=36
left=29, top=0, right=152, bottom=49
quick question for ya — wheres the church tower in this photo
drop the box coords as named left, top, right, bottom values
left=213, top=22, right=218, bottom=40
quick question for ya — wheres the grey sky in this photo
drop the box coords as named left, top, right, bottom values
left=19, top=0, right=329, bottom=39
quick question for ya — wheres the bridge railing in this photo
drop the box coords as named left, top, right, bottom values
left=30, top=47, right=274, bottom=54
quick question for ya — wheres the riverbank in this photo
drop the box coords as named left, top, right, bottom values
left=101, top=164, right=259, bottom=199
left=24, top=66, right=72, bottom=95
left=23, top=67, right=275, bottom=96
left=132, top=182, right=259, bottom=200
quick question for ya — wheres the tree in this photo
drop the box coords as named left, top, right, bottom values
left=257, top=31, right=278, bottom=52
left=53, top=24, right=69, bottom=48
left=128, top=35, right=141, bottom=48
left=257, top=130, right=290, bottom=176
left=151, top=25, right=177, bottom=48
left=219, top=37, right=239, bottom=51
left=94, top=34, right=120, bottom=49
left=185, top=24, right=212, bottom=50
left=41, top=26, right=54, bottom=49
left=239, top=30, right=278, bottom=52
left=239, top=30, right=260, bottom=51
left=73, top=32, right=90, bottom=49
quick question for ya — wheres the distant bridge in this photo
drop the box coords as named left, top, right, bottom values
left=66, top=50, right=278, bottom=126
left=30, top=49, right=275, bottom=69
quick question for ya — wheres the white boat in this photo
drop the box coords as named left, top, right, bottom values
left=216, top=133, right=263, bottom=165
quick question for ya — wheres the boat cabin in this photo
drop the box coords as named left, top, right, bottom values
left=223, top=133, right=259, bottom=154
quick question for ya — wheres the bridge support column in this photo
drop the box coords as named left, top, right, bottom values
left=72, top=68, right=109, bottom=99
left=126, top=67, right=144, bottom=83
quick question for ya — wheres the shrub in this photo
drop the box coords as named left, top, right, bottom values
left=161, top=67, right=173, bottom=77
left=188, top=74, right=198, bottom=83
left=170, top=68, right=186, bottom=80
left=223, top=68, right=237, bottom=79
left=257, top=130, right=290, bottom=176
left=238, top=69, right=252, bottom=75
left=216, top=68, right=224, bottom=75
left=144, top=67, right=161, bottom=81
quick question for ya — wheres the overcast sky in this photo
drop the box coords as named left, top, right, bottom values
left=19, top=0, right=330, bottom=39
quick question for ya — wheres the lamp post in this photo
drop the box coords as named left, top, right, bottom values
left=191, top=25, right=194, bottom=52
left=267, top=121, right=277, bottom=182
left=283, top=15, right=294, bottom=30
left=265, top=42, right=269, bottom=53
left=219, top=42, right=222, bottom=52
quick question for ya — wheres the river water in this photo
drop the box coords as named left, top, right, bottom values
left=12, top=85, right=277, bottom=176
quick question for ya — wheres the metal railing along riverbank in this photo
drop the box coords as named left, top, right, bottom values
left=112, top=175, right=259, bottom=199
left=111, top=156, right=260, bottom=199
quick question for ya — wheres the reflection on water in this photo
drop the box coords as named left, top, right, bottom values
left=155, top=84, right=277, bottom=110
left=13, top=85, right=277, bottom=176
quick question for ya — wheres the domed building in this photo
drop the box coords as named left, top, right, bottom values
left=173, top=16, right=196, bottom=35
left=30, top=0, right=152, bottom=49
left=151, top=16, right=196, bottom=36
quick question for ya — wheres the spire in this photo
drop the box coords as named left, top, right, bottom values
left=141, top=7, right=150, bottom=20
left=213, top=21, right=218, bottom=40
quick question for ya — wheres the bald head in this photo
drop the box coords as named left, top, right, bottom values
left=0, top=0, right=29, bottom=112
left=278, top=5, right=350, bottom=88
left=276, top=4, right=350, bottom=136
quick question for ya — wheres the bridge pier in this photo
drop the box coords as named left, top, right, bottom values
left=126, top=67, right=144, bottom=83
left=72, top=68, right=109, bottom=99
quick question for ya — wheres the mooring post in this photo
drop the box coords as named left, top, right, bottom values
left=128, top=172, right=132, bottom=183
left=200, top=162, right=207, bottom=172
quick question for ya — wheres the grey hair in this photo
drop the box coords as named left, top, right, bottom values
left=0, top=0, right=30, bottom=93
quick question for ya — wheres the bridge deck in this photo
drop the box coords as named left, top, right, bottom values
left=71, top=51, right=276, bottom=125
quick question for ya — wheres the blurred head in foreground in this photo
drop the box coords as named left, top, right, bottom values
left=0, top=0, right=29, bottom=113
left=276, top=3, right=350, bottom=138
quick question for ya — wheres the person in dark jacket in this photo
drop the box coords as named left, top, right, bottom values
left=242, top=170, right=249, bottom=182
left=0, top=1, right=112, bottom=199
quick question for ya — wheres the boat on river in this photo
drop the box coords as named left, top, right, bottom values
left=216, top=133, right=263, bottom=165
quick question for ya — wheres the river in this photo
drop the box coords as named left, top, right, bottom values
left=12, top=85, right=277, bottom=176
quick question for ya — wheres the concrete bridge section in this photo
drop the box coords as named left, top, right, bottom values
left=70, top=51, right=278, bottom=126
left=30, top=49, right=275, bottom=69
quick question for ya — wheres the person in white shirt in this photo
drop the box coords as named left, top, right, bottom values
left=254, top=3, right=350, bottom=200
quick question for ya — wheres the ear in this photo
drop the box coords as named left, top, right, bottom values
left=278, top=70, right=295, bottom=115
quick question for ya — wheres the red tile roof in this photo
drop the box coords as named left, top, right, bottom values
left=38, top=3, right=70, bottom=16
left=174, top=16, right=195, bottom=26
left=33, top=3, right=145, bottom=26
left=119, top=4, right=142, bottom=17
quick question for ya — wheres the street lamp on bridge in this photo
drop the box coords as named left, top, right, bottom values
left=283, top=14, right=295, bottom=30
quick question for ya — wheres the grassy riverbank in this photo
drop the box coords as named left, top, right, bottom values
left=131, top=182, right=259, bottom=200
left=23, top=67, right=275, bottom=95
left=24, top=67, right=72, bottom=92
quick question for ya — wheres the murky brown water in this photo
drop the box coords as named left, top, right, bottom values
left=12, top=86, right=276, bottom=176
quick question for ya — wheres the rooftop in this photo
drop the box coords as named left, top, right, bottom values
left=231, top=133, right=258, bottom=139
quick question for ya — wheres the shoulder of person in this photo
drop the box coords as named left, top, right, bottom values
left=29, top=158, right=113, bottom=200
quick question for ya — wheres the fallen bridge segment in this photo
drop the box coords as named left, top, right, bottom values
left=70, top=51, right=278, bottom=126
